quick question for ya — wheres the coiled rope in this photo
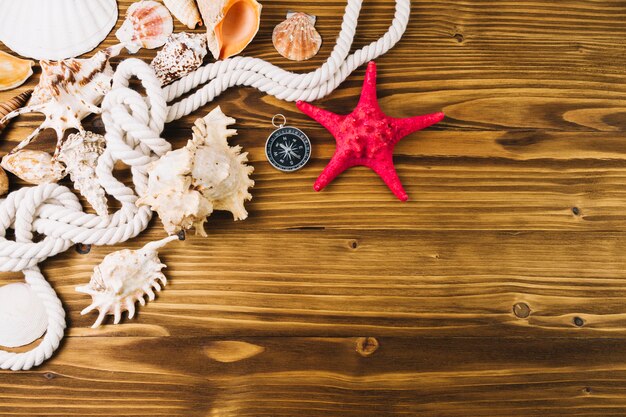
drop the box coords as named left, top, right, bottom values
left=0, top=0, right=411, bottom=370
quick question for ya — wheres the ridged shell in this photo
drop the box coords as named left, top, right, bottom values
left=0, top=167, right=8, bottom=196
left=0, top=0, right=118, bottom=60
left=163, top=0, right=202, bottom=29
left=151, top=32, right=208, bottom=85
left=56, top=131, right=108, bottom=217
left=197, top=0, right=262, bottom=60
left=76, top=236, right=177, bottom=328
left=0, top=283, right=48, bottom=348
left=116, top=1, right=174, bottom=54
left=0, top=90, right=32, bottom=135
left=273, top=12, right=322, bottom=61
left=0, top=51, right=34, bottom=92
left=1, top=150, right=65, bottom=185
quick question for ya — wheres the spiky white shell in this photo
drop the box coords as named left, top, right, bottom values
left=116, top=1, right=174, bottom=54
left=1, top=150, right=65, bottom=185
left=0, top=0, right=118, bottom=60
left=76, top=236, right=177, bottom=328
left=0, top=283, right=48, bottom=348
left=151, top=32, right=208, bottom=86
left=56, top=131, right=108, bottom=217
left=137, top=106, right=254, bottom=236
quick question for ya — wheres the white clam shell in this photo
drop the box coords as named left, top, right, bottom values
left=0, top=283, right=48, bottom=348
left=0, top=0, right=118, bottom=60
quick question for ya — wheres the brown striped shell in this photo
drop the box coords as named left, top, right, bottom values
left=272, top=12, right=322, bottom=61
left=0, top=90, right=32, bottom=136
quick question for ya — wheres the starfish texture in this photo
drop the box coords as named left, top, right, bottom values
left=297, top=61, right=444, bottom=201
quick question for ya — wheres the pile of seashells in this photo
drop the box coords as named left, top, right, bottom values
left=0, top=0, right=322, bottom=336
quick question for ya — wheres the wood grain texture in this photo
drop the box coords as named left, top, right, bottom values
left=2, top=0, right=626, bottom=415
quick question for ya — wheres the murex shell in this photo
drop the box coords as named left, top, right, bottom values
left=0, top=51, right=34, bottom=91
left=151, top=32, right=208, bottom=86
left=76, top=236, right=177, bottom=328
left=163, top=0, right=202, bottom=29
left=197, top=0, right=262, bottom=60
left=117, top=0, right=174, bottom=54
left=273, top=12, right=322, bottom=61
left=137, top=106, right=254, bottom=236
left=0, top=283, right=48, bottom=348
left=1, top=150, right=65, bottom=185
left=0, top=46, right=121, bottom=157
left=56, top=131, right=108, bottom=217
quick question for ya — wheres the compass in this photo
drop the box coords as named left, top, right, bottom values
left=265, top=114, right=311, bottom=172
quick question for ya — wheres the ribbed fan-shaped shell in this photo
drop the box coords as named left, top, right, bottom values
left=0, top=51, right=33, bottom=92
left=0, top=0, right=118, bottom=60
left=272, top=12, right=321, bottom=61
left=0, top=283, right=48, bottom=348
left=116, top=0, right=174, bottom=53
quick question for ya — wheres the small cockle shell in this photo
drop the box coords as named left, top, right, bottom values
left=1, top=150, right=65, bottom=185
left=163, top=0, right=202, bottom=29
left=0, top=283, right=48, bottom=348
left=116, top=0, right=174, bottom=54
left=272, top=12, right=322, bottom=61
left=56, top=131, right=108, bottom=217
left=0, top=51, right=34, bottom=91
left=0, top=46, right=120, bottom=157
left=76, top=236, right=178, bottom=328
left=0, top=167, right=8, bottom=196
left=150, top=32, right=208, bottom=86
left=137, top=106, right=254, bottom=236
left=0, top=90, right=32, bottom=136
left=197, top=0, right=262, bottom=60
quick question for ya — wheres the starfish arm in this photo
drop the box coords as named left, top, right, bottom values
left=357, top=61, right=380, bottom=109
left=368, top=156, right=409, bottom=202
left=392, top=112, right=445, bottom=142
left=296, top=101, right=345, bottom=137
left=314, top=153, right=352, bottom=192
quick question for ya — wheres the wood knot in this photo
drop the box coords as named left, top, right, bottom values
left=513, top=302, right=531, bottom=318
left=453, top=33, right=464, bottom=43
left=572, top=207, right=581, bottom=216
left=43, top=372, right=56, bottom=380
left=583, top=386, right=593, bottom=395
left=349, top=240, right=358, bottom=250
left=573, top=316, right=585, bottom=327
left=355, top=337, right=379, bottom=357
left=75, top=243, right=91, bottom=254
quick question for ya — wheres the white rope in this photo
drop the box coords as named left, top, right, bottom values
left=0, top=0, right=411, bottom=370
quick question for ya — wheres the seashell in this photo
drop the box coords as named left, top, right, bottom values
left=0, top=47, right=120, bottom=156
left=0, top=51, right=34, bottom=92
left=197, top=0, right=262, bottom=60
left=273, top=12, right=322, bottom=61
left=150, top=32, right=208, bottom=86
left=137, top=106, right=254, bottom=236
left=0, top=283, right=48, bottom=348
left=163, top=0, right=202, bottom=29
left=0, top=167, right=8, bottom=196
left=76, top=235, right=178, bottom=328
left=56, top=131, right=108, bottom=217
left=116, top=1, right=174, bottom=54
left=0, top=0, right=118, bottom=60
left=0, top=90, right=32, bottom=136
left=1, top=150, right=65, bottom=185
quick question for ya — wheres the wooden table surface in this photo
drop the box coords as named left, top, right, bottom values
left=3, top=0, right=626, bottom=415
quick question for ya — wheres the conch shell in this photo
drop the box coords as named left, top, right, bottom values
left=116, top=0, right=174, bottom=54
left=1, top=150, right=65, bottom=185
left=0, top=47, right=120, bottom=156
left=163, top=0, right=202, bottom=29
left=56, top=131, right=108, bottom=217
left=0, top=90, right=32, bottom=136
left=0, top=51, right=34, bottom=91
left=197, top=0, right=262, bottom=60
left=273, top=12, right=322, bottom=61
left=137, top=106, right=254, bottom=236
left=76, top=236, right=177, bottom=328
left=150, top=32, right=208, bottom=86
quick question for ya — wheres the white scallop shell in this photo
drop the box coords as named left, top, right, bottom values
left=0, top=283, right=48, bottom=348
left=0, top=0, right=118, bottom=60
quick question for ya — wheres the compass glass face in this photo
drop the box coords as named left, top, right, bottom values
left=265, top=126, right=311, bottom=172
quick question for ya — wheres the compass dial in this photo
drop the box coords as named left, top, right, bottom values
left=265, top=126, right=311, bottom=172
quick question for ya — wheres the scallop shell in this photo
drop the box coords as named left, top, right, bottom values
left=0, top=51, right=34, bottom=92
left=56, top=131, right=108, bottom=217
left=0, top=167, right=8, bottom=196
left=163, top=0, right=202, bottom=29
left=150, top=32, right=208, bottom=86
left=76, top=236, right=178, bottom=328
left=137, top=106, right=254, bottom=236
left=197, top=0, right=262, bottom=60
left=273, top=12, right=322, bottom=61
left=1, top=150, right=65, bottom=185
left=0, top=90, right=32, bottom=136
left=0, top=283, right=48, bottom=348
left=116, top=1, right=174, bottom=54
left=0, top=0, right=118, bottom=60
left=0, top=47, right=120, bottom=157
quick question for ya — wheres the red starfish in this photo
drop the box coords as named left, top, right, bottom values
left=297, top=61, right=444, bottom=201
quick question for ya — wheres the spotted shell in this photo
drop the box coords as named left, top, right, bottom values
left=272, top=12, right=322, bottom=61
left=150, top=32, right=207, bottom=86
